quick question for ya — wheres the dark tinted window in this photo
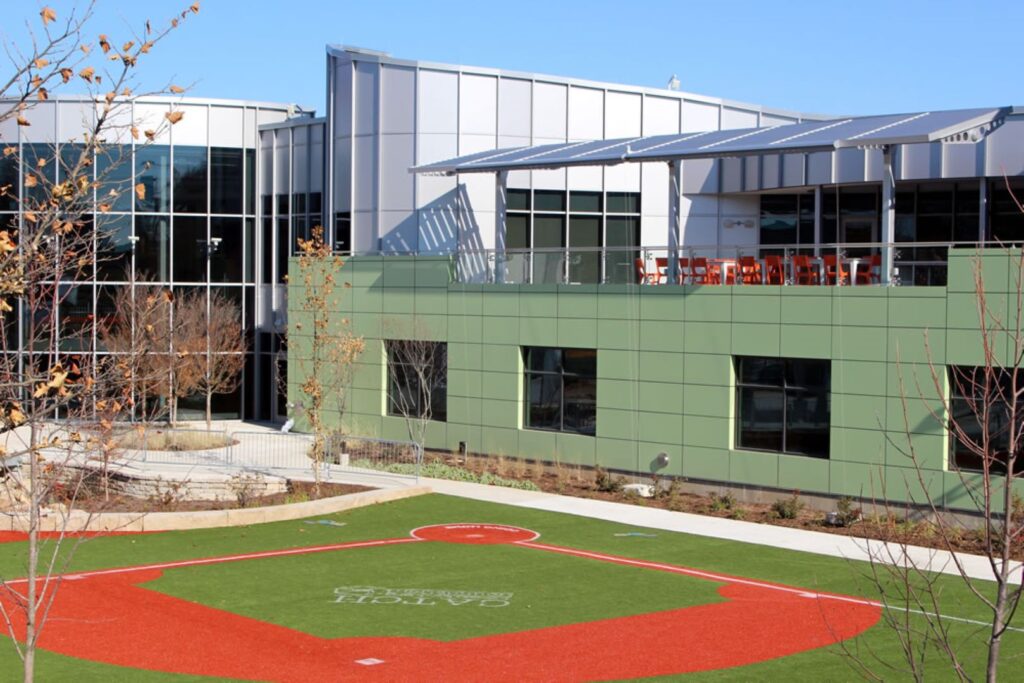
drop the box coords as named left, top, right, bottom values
left=385, top=341, right=447, bottom=422
left=210, top=217, right=243, bottom=282
left=135, top=215, right=169, bottom=280
left=524, top=346, right=596, bottom=435
left=736, top=356, right=830, bottom=458
left=173, top=146, right=207, bottom=213
left=210, top=147, right=243, bottom=214
left=173, top=216, right=207, bottom=282
left=136, top=145, right=171, bottom=213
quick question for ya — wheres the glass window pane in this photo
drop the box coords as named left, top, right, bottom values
left=245, top=149, right=256, bottom=215
left=173, top=216, right=207, bottom=282
left=786, top=358, right=829, bottom=390
left=96, top=144, right=132, bottom=212
left=210, top=147, right=243, bottom=214
left=173, top=146, right=207, bottom=213
left=562, top=348, right=596, bottom=376
left=607, top=192, right=640, bottom=214
left=563, top=376, right=596, bottom=435
left=785, top=391, right=830, bottom=457
left=604, top=216, right=639, bottom=284
left=135, top=215, right=170, bottom=280
left=569, top=191, right=602, bottom=213
left=526, top=347, right=561, bottom=372
left=738, top=387, right=784, bottom=452
left=22, top=143, right=55, bottom=206
left=0, top=154, right=18, bottom=212
left=210, top=217, right=243, bottom=282
left=533, top=215, right=564, bottom=284
left=506, top=188, right=530, bottom=211
left=506, top=214, right=530, bottom=249
left=96, top=214, right=132, bottom=281
left=244, top=218, right=254, bottom=282
left=58, top=285, right=92, bottom=352
left=526, top=372, right=561, bottom=430
left=136, top=145, right=170, bottom=213
left=569, top=215, right=601, bottom=284
left=534, top=190, right=565, bottom=212
left=739, top=357, right=784, bottom=386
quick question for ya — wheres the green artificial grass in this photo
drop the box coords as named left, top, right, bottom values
left=146, top=541, right=723, bottom=640
left=0, top=492, right=1022, bottom=681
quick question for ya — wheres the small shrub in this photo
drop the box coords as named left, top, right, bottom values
left=229, top=472, right=267, bottom=508
left=729, top=508, right=746, bottom=521
left=833, top=496, right=862, bottom=527
left=709, top=491, right=735, bottom=512
left=594, top=466, right=622, bottom=493
left=148, top=476, right=191, bottom=511
left=772, top=491, right=804, bottom=520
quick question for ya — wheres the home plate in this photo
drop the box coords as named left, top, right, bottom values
left=355, top=658, right=385, bottom=666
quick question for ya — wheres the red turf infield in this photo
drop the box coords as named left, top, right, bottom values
left=2, top=523, right=882, bottom=681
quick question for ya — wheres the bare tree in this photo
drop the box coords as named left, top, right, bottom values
left=848, top=243, right=1024, bottom=680
left=0, top=4, right=198, bottom=680
left=290, top=225, right=364, bottom=497
left=192, top=289, right=246, bottom=430
left=384, top=331, right=446, bottom=451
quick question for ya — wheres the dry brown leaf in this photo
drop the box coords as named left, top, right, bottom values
left=171, top=18, right=179, bottom=28
left=169, top=84, right=184, bottom=94
left=122, top=41, right=135, bottom=52
left=36, top=87, right=48, bottom=101
left=3, top=147, right=15, bottom=157
left=36, top=156, right=46, bottom=168
left=130, top=126, right=139, bottom=140
left=122, top=87, right=132, bottom=96
left=98, top=35, right=110, bottom=54
left=134, top=183, right=145, bottom=200
left=191, top=3, right=200, bottom=13
left=140, top=41, right=153, bottom=54
left=33, top=57, right=49, bottom=69
left=60, top=67, right=72, bottom=83
left=30, top=75, right=42, bottom=89
left=40, top=7, right=57, bottom=24
left=80, top=44, right=90, bottom=54
left=165, top=110, right=184, bottom=124
left=24, top=174, right=37, bottom=188
left=16, top=115, right=29, bottom=126
left=144, top=129, right=156, bottom=141
left=98, top=202, right=111, bottom=213
left=79, top=66, right=95, bottom=82
left=163, top=290, right=174, bottom=302
left=105, top=91, right=115, bottom=105
left=145, top=20, right=152, bottom=35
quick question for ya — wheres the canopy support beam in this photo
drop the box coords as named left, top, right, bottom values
left=881, top=146, right=896, bottom=285
left=668, top=161, right=682, bottom=284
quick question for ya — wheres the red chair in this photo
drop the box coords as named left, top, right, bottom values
left=792, top=255, right=820, bottom=285
left=690, top=257, right=715, bottom=284
left=677, top=258, right=689, bottom=284
left=856, top=254, right=882, bottom=285
left=654, top=257, right=669, bottom=284
left=634, top=258, right=658, bottom=285
left=764, top=254, right=785, bottom=285
left=738, top=256, right=763, bottom=284
left=822, top=254, right=849, bottom=285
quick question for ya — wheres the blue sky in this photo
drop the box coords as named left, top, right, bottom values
left=6, top=0, right=1023, bottom=117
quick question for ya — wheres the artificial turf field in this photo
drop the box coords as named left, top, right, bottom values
left=0, top=493, right=1021, bottom=681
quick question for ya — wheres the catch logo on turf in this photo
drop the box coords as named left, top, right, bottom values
left=333, top=586, right=513, bottom=607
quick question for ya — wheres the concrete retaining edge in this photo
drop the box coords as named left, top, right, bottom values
left=1, top=485, right=432, bottom=533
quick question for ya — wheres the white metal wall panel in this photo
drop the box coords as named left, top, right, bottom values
left=458, top=134, right=498, bottom=213
left=333, top=136, right=352, bottom=212
left=292, top=135, right=309, bottom=191
left=568, top=87, right=603, bottom=141
left=309, top=125, right=324, bottom=192
left=419, top=205, right=461, bottom=254
left=899, top=143, right=939, bottom=180
left=682, top=158, right=718, bottom=194
left=984, top=119, right=1024, bottom=176
left=761, top=113, right=799, bottom=126
left=782, top=154, right=804, bottom=187
left=19, top=102, right=55, bottom=142
left=333, top=58, right=353, bottom=138
left=209, top=105, right=244, bottom=148
left=353, top=61, right=379, bottom=137
left=498, top=78, right=531, bottom=138
left=835, top=149, right=864, bottom=184
left=379, top=210, right=418, bottom=253
left=57, top=101, right=94, bottom=143
left=459, top=74, right=497, bottom=136
left=943, top=142, right=981, bottom=179
left=460, top=210, right=495, bottom=252
left=567, top=165, right=603, bottom=191
left=680, top=214, right=717, bottom=247
left=242, top=107, right=257, bottom=148
left=352, top=135, right=377, bottom=212
left=643, top=96, right=680, bottom=136
left=640, top=215, right=668, bottom=248
left=806, top=152, right=832, bottom=186
left=381, top=65, right=416, bottom=134
left=743, top=157, right=759, bottom=191
left=351, top=211, right=376, bottom=252
left=605, top=91, right=641, bottom=139
left=417, top=70, right=459, bottom=135
left=681, top=100, right=719, bottom=133
left=257, top=108, right=286, bottom=127
left=259, top=131, right=273, bottom=195
left=135, top=102, right=170, bottom=144
left=379, top=133, right=414, bottom=211
left=604, top=164, right=640, bottom=192
left=720, top=157, right=743, bottom=193
left=864, top=148, right=884, bottom=183
left=97, top=101, right=133, bottom=144
left=170, top=104, right=208, bottom=147
left=641, top=163, right=668, bottom=216
left=761, top=155, right=780, bottom=189
left=720, top=106, right=758, bottom=130
left=415, top=134, right=457, bottom=207
left=532, top=82, right=567, bottom=140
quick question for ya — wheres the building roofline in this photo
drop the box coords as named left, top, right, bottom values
left=258, top=115, right=327, bottom=132
left=9, top=94, right=315, bottom=114
left=326, top=44, right=828, bottom=122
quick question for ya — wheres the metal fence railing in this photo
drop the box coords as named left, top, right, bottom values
left=326, top=434, right=423, bottom=481
left=133, top=428, right=233, bottom=466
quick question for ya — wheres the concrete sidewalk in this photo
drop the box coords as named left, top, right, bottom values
left=419, top=476, right=1022, bottom=584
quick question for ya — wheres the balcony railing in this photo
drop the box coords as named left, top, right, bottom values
left=453, top=241, right=993, bottom=287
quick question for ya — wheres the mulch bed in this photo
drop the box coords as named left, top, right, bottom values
left=434, top=452, right=1024, bottom=562
left=67, top=481, right=373, bottom=514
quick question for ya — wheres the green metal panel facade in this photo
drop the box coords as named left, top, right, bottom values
left=287, top=250, right=1024, bottom=510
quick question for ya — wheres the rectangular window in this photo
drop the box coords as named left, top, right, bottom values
left=735, top=356, right=830, bottom=458
left=210, top=147, right=243, bottom=214
left=172, top=146, right=208, bottom=214
left=949, top=366, right=1022, bottom=475
left=386, top=340, right=447, bottom=421
left=523, top=347, right=596, bottom=436
left=335, top=211, right=351, bottom=254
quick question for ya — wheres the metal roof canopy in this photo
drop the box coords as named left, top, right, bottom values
left=411, top=107, right=1011, bottom=175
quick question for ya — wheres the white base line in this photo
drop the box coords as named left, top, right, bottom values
left=518, top=541, right=1024, bottom=634
left=2, top=537, right=421, bottom=586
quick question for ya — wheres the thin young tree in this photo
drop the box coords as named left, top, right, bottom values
left=290, top=225, right=364, bottom=497
left=0, top=5, right=198, bottom=680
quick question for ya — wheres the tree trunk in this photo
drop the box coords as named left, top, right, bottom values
left=205, top=391, right=212, bottom=431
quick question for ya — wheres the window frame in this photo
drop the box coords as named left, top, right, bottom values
left=523, top=346, right=597, bottom=436
left=948, top=365, right=1022, bottom=476
left=385, top=340, right=448, bottom=422
left=734, top=355, right=831, bottom=459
